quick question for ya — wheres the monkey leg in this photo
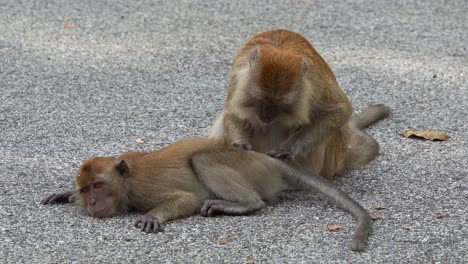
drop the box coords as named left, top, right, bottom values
left=200, top=199, right=265, bottom=217
left=192, top=152, right=266, bottom=217
left=319, top=127, right=349, bottom=179
left=344, top=128, right=379, bottom=170
left=343, top=104, right=390, bottom=171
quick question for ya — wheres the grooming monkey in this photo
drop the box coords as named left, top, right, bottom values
left=209, top=29, right=390, bottom=178
left=43, top=139, right=371, bottom=251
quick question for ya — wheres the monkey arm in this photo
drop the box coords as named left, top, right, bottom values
left=270, top=104, right=349, bottom=159
left=41, top=190, right=76, bottom=204
left=134, top=192, right=201, bottom=233
left=224, top=112, right=253, bottom=150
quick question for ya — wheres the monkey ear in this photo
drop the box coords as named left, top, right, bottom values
left=249, top=48, right=259, bottom=67
left=115, top=160, right=130, bottom=178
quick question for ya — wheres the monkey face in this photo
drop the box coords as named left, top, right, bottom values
left=79, top=181, right=118, bottom=218
left=75, top=158, right=130, bottom=218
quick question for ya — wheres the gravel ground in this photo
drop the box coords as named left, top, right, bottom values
left=0, top=0, right=466, bottom=263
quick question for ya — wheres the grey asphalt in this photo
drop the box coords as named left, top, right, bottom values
left=1, top=0, right=467, bottom=263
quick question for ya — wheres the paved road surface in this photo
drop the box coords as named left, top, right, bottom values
left=0, top=0, right=466, bottom=263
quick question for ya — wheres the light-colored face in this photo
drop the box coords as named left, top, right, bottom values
left=77, top=178, right=117, bottom=218
left=75, top=158, right=128, bottom=218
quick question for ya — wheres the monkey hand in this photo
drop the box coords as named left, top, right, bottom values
left=267, top=149, right=293, bottom=163
left=232, top=142, right=253, bottom=151
left=134, top=215, right=164, bottom=233
left=41, top=191, right=75, bottom=204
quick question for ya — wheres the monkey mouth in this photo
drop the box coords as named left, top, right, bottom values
left=90, top=208, right=113, bottom=218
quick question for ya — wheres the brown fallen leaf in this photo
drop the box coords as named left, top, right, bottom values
left=64, top=24, right=77, bottom=29
left=327, top=225, right=343, bottom=231
left=370, top=214, right=381, bottom=220
left=416, top=103, right=429, bottom=108
left=135, top=138, right=145, bottom=144
left=435, top=212, right=448, bottom=219
left=244, top=258, right=255, bottom=264
left=403, top=130, right=448, bottom=141
left=218, top=239, right=228, bottom=245
left=372, top=206, right=386, bottom=210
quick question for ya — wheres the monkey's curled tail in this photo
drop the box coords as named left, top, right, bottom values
left=352, top=104, right=391, bottom=130
left=276, top=159, right=371, bottom=251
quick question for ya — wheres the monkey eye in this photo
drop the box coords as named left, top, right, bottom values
left=93, top=182, right=104, bottom=189
left=80, top=186, right=90, bottom=193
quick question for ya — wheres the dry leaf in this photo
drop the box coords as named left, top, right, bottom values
left=370, top=214, right=381, bottom=220
left=326, top=225, right=343, bottom=231
left=218, top=239, right=228, bottom=245
left=416, top=103, right=429, bottom=108
left=435, top=212, right=448, bottom=219
left=403, top=130, right=448, bottom=141
left=227, top=232, right=236, bottom=238
left=244, top=258, right=255, bottom=264
left=64, top=24, right=77, bottom=29
left=135, top=138, right=145, bottom=144
left=372, top=206, right=386, bottom=210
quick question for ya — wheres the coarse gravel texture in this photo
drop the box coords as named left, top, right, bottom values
left=1, top=0, right=467, bottom=263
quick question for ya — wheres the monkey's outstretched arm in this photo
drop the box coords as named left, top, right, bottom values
left=269, top=104, right=348, bottom=159
left=134, top=192, right=200, bottom=233
left=42, top=190, right=76, bottom=205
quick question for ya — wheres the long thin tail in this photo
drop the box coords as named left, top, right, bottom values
left=352, top=104, right=391, bottom=130
left=277, top=160, right=371, bottom=251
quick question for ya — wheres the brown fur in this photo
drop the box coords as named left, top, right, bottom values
left=42, top=138, right=372, bottom=251
left=209, top=30, right=388, bottom=179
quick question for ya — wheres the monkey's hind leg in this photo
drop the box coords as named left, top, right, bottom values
left=192, top=152, right=266, bottom=217
left=200, top=199, right=264, bottom=217
left=344, top=104, right=390, bottom=171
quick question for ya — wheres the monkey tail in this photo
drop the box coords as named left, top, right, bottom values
left=276, top=159, right=371, bottom=251
left=351, top=104, right=391, bottom=130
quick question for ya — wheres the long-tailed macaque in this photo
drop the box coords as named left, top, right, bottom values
left=42, top=139, right=371, bottom=251
left=208, top=29, right=390, bottom=178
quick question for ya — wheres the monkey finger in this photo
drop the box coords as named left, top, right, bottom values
left=153, top=220, right=164, bottom=233
left=232, top=143, right=253, bottom=151
left=41, top=194, right=53, bottom=204
left=143, top=220, right=153, bottom=233
left=200, top=200, right=215, bottom=217
left=42, top=193, right=65, bottom=204
left=207, top=206, right=217, bottom=217
left=134, top=216, right=144, bottom=228
left=267, top=150, right=293, bottom=163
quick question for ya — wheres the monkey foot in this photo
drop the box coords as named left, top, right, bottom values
left=267, top=150, right=293, bottom=163
left=134, top=215, right=164, bottom=233
left=200, top=200, right=221, bottom=217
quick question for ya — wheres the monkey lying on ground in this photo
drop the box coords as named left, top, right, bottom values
left=43, top=139, right=371, bottom=251
left=209, top=29, right=390, bottom=178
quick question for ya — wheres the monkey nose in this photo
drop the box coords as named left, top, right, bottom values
left=89, top=199, right=96, bottom=206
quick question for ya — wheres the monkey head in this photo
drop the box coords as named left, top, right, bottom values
left=233, top=46, right=310, bottom=126
left=74, top=157, right=129, bottom=218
